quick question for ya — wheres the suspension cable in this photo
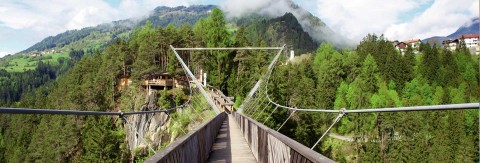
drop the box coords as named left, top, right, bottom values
left=277, top=110, right=296, bottom=131
left=311, top=109, right=346, bottom=150
left=263, top=106, right=279, bottom=124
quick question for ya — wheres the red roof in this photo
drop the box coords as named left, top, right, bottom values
left=404, top=39, right=421, bottom=44
left=459, top=34, right=480, bottom=39
left=396, top=42, right=407, bottom=49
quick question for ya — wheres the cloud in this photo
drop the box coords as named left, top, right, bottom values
left=314, top=0, right=477, bottom=43
left=0, top=0, right=201, bottom=54
left=219, top=0, right=356, bottom=48
left=315, top=0, right=419, bottom=43
left=384, top=0, right=478, bottom=41
left=0, top=51, right=10, bottom=58
left=219, top=0, right=291, bottom=18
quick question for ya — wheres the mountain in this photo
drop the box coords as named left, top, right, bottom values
left=19, top=5, right=215, bottom=55
left=236, top=13, right=318, bottom=54
left=447, top=18, right=479, bottom=38
left=18, top=2, right=348, bottom=56
left=423, top=18, right=479, bottom=45
left=281, top=0, right=353, bottom=48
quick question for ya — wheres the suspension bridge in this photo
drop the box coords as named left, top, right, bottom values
left=0, top=45, right=478, bottom=163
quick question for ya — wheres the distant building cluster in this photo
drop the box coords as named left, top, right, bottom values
left=28, top=49, right=64, bottom=57
left=393, top=34, right=480, bottom=55
left=394, top=39, right=422, bottom=55
left=442, top=34, right=479, bottom=55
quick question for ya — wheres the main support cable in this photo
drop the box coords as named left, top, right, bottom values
left=257, top=46, right=480, bottom=114
left=0, top=107, right=170, bottom=115
left=0, top=67, right=198, bottom=117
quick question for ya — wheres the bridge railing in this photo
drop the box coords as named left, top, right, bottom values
left=146, top=112, right=226, bottom=163
left=233, top=112, right=335, bottom=163
left=206, top=85, right=234, bottom=113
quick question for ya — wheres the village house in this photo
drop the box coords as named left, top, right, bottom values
left=404, top=39, right=422, bottom=50
left=442, top=39, right=459, bottom=51
left=395, top=41, right=408, bottom=54
left=30, top=52, right=42, bottom=57
left=394, top=39, right=421, bottom=55
left=442, top=34, right=479, bottom=55
left=461, top=34, right=479, bottom=54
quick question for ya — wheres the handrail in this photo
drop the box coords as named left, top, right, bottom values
left=206, top=84, right=235, bottom=113
left=233, top=111, right=334, bottom=163
left=145, top=113, right=226, bottom=163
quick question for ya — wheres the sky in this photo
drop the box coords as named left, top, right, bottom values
left=0, top=0, right=478, bottom=57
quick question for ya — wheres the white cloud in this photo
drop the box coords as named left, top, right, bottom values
left=315, top=0, right=419, bottom=42
left=0, top=51, right=9, bottom=58
left=385, top=0, right=478, bottom=41
left=219, top=0, right=274, bottom=17
left=314, top=0, right=477, bottom=43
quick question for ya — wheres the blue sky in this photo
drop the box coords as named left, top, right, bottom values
left=0, top=0, right=477, bottom=57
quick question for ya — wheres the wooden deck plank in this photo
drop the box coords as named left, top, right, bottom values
left=207, top=115, right=257, bottom=163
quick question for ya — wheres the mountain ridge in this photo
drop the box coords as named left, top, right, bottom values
left=17, top=3, right=347, bottom=56
left=422, top=17, right=479, bottom=44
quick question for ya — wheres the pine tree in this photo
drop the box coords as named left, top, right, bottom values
left=420, top=44, right=440, bottom=83
left=204, top=8, right=231, bottom=88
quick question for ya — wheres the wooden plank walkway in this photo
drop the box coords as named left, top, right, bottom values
left=207, top=115, right=257, bottom=163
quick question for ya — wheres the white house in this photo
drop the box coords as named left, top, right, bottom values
left=442, top=39, right=459, bottom=51
left=460, top=34, right=479, bottom=55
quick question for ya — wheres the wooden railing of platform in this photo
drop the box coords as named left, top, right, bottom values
left=233, top=112, right=335, bottom=163
left=145, top=113, right=226, bottom=163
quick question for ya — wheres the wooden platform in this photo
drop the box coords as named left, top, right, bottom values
left=207, top=115, right=257, bottom=163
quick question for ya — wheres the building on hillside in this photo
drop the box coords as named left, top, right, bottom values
left=395, top=42, right=407, bottom=55
left=30, top=52, right=42, bottom=57
left=394, top=39, right=421, bottom=54
left=408, top=39, right=422, bottom=54
left=404, top=39, right=422, bottom=49
left=461, top=34, right=479, bottom=48
left=442, top=39, right=459, bottom=51
left=142, top=72, right=189, bottom=95
left=460, top=34, right=479, bottom=54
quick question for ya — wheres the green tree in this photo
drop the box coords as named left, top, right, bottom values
left=204, top=8, right=231, bottom=88
left=82, top=116, right=125, bottom=162
left=420, top=44, right=440, bottom=83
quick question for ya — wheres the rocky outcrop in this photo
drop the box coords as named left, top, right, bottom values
left=125, top=92, right=170, bottom=154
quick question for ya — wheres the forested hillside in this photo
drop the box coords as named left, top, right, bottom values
left=0, top=4, right=319, bottom=106
left=0, top=8, right=285, bottom=162
left=252, top=34, right=480, bottom=162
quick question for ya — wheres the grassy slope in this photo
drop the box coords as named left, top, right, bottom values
left=0, top=29, right=132, bottom=73
left=0, top=52, right=69, bottom=72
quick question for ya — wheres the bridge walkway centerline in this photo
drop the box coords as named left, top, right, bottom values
left=207, top=114, right=257, bottom=163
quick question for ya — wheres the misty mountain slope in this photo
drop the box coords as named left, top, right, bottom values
left=423, top=17, right=479, bottom=45
left=238, top=13, right=317, bottom=54
left=18, top=2, right=344, bottom=57
left=19, top=5, right=215, bottom=55
left=139, top=5, right=215, bottom=28
left=222, top=0, right=353, bottom=48
left=282, top=0, right=353, bottom=48
left=447, top=18, right=479, bottom=38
